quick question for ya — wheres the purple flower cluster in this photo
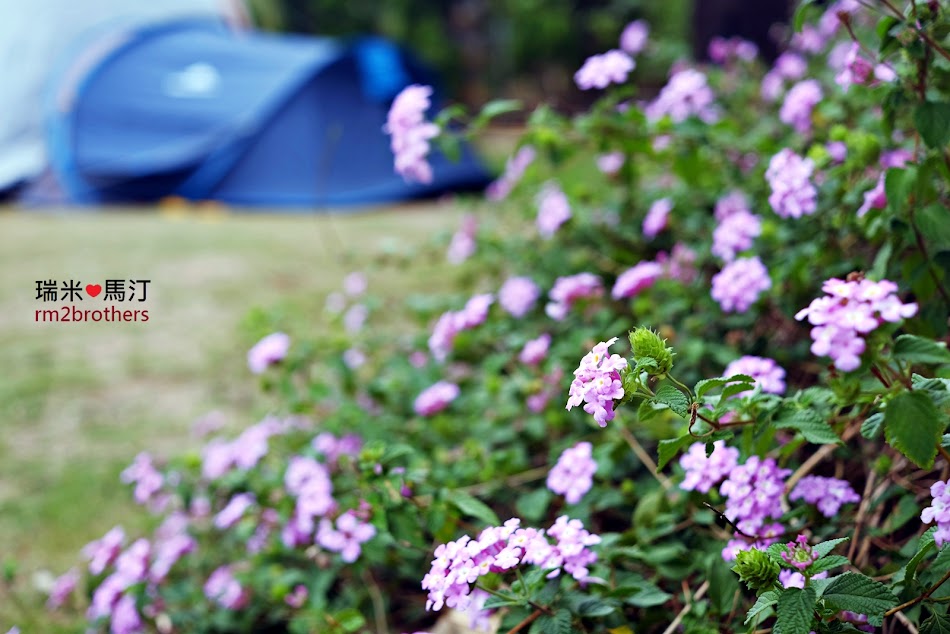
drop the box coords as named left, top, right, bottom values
left=545, top=273, right=602, bottom=320
left=317, top=511, right=376, bottom=563
left=712, top=210, right=761, bottom=262
left=283, top=456, right=335, bottom=546
left=247, top=332, right=290, bottom=374
left=678, top=440, right=739, bottom=494
left=447, top=214, right=478, bottom=264
left=656, top=243, right=698, bottom=283
left=547, top=442, right=597, bottom=504
left=486, top=145, right=536, bottom=201
left=710, top=256, right=771, bottom=313
left=428, top=293, right=495, bottom=361
left=857, top=174, right=886, bottom=217
left=46, top=568, right=79, bottom=609
left=120, top=452, right=164, bottom=508
left=645, top=68, right=718, bottom=124
left=642, top=198, right=672, bottom=239
left=421, top=516, right=600, bottom=612
left=761, top=52, right=808, bottom=101
left=789, top=476, right=860, bottom=517
left=574, top=50, right=635, bottom=90
left=921, top=480, right=950, bottom=546
left=204, top=565, right=249, bottom=610
left=527, top=367, right=564, bottom=414
left=214, top=493, right=255, bottom=530
left=414, top=381, right=461, bottom=417
left=782, top=534, right=818, bottom=571
left=835, top=43, right=896, bottom=91
left=566, top=337, right=627, bottom=427
left=795, top=277, right=918, bottom=371
left=619, top=20, right=649, bottom=56
left=723, top=356, right=786, bottom=396
left=708, top=36, right=758, bottom=64
left=779, top=79, right=822, bottom=134
left=385, top=84, right=440, bottom=183
left=536, top=181, right=572, bottom=238
left=766, top=149, right=817, bottom=219
left=612, top=261, right=663, bottom=300
left=201, top=419, right=286, bottom=481
left=519, top=333, right=551, bottom=366
left=499, top=276, right=540, bottom=318
left=720, top=456, right=791, bottom=560
left=596, top=152, right=625, bottom=175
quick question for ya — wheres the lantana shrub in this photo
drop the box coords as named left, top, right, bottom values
left=30, top=1, right=950, bottom=633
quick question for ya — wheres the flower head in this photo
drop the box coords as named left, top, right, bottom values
left=711, top=257, right=771, bottom=313
left=620, top=20, right=649, bottom=56
left=574, top=50, right=635, bottom=90
left=547, top=442, right=597, bottom=504
left=566, top=338, right=627, bottom=427
left=766, top=149, right=817, bottom=219
left=415, top=381, right=460, bottom=416
left=247, top=332, right=290, bottom=374
left=385, top=84, right=440, bottom=183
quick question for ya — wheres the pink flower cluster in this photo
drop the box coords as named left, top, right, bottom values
left=789, top=475, right=860, bottom=517
left=781, top=534, right=818, bottom=571
left=385, top=84, right=440, bottom=183
left=857, top=174, right=886, bottom=217
left=247, top=332, right=290, bottom=374
left=547, top=442, right=597, bottom=504
left=795, top=277, right=918, bottom=371
left=835, top=43, right=896, bottom=91
left=201, top=418, right=288, bottom=480
left=710, top=256, right=771, bottom=313
left=723, top=356, right=786, bottom=396
left=422, top=516, right=601, bottom=612
left=922, top=480, right=950, bottom=547
left=596, top=152, right=625, bottom=175
left=779, top=79, right=822, bottom=134
left=519, top=333, right=551, bottom=366
left=656, top=243, right=698, bottom=283
left=720, top=456, right=791, bottom=560
left=645, top=69, right=718, bottom=124
left=761, top=52, right=808, bottom=101
left=317, top=511, right=376, bottom=563
left=486, top=145, right=536, bottom=201
left=536, top=181, right=572, bottom=238
left=642, top=198, right=672, bottom=239
left=766, top=149, right=817, bottom=219
left=428, top=293, right=495, bottom=361
left=414, top=381, right=461, bottom=416
left=574, top=50, right=635, bottom=90
left=545, top=273, right=602, bottom=320
left=566, top=337, right=627, bottom=427
left=499, top=276, right=540, bottom=318
left=612, top=261, right=663, bottom=300
left=678, top=440, right=739, bottom=494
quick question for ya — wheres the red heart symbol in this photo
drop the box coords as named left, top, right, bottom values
left=86, top=283, right=102, bottom=298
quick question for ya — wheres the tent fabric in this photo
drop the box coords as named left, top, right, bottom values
left=45, top=20, right=490, bottom=208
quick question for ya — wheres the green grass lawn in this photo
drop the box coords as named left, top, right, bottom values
left=0, top=203, right=468, bottom=629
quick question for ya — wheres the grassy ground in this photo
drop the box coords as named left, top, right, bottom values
left=0, top=203, right=467, bottom=628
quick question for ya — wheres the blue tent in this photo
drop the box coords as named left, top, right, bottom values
left=45, top=20, right=489, bottom=208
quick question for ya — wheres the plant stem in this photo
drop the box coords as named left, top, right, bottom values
left=505, top=608, right=542, bottom=634
left=885, top=568, right=950, bottom=617
left=618, top=425, right=673, bottom=490
left=661, top=580, right=709, bottom=634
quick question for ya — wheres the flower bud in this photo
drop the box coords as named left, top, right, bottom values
left=629, top=327, right=674, bottom=377
left=732, top=548, right=780, bottom=592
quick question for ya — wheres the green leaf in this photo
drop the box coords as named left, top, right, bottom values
left=624, top=583, right=673, bottom=607
left=654, top=385, right=690, bottom=419
left=695, top=377, right=728, bottom=399
left=813, top=537, right=851, bottom=559
left=745, top=590, right=779, bottom=625
left=884, top=391, right=945, bottom=469
left=807, top=555, right=850, bottom=575
left=793, top=0, right=818, bottom=32
left=916, top=205, right=950, bottom=253
left=819, top=573, right=898, bottom=626
left=885, top=167, right=916, bottom=215
left=773, top=409, right=841, bottom=445
left=448, top=491, right=500, bottom=526
left=893, top=334, right=950, bottom=365
left=914, top=101, right=950, bottom=149
left=921, top=612, right=950, bottom=634
left=905, top=527, right=937, bottom=584
left=575, top=598, right=618, bottom=617
left=516, top=488, right=552, bottom=522
left=861, top=413, right=885, bottom=439
left=483, top=594, right=524, bottom=609
left=775, top=586, right=817, bottom=634
left=477, top=99, right=522, bottom=121
left=657, top=435, right=696, bottom=471
left=637, top=398, right=664, bottom=423
left=720, top=381, right=756, bottom=401
left=530, top=608, right=572, bottom=634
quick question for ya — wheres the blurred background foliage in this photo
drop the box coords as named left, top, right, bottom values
left=245, top=0, right=713, bottom=107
